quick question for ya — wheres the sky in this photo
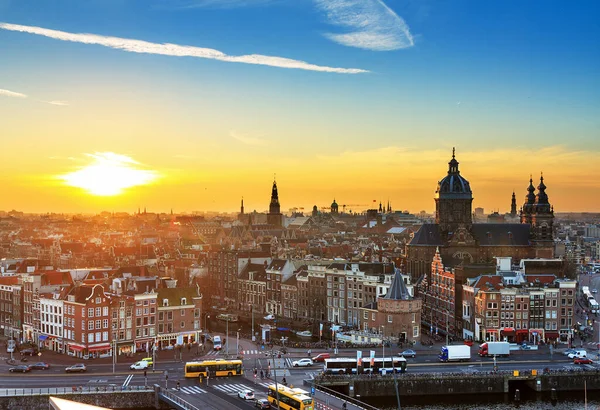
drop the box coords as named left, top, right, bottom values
left=0, top=0, right=599, bottom=214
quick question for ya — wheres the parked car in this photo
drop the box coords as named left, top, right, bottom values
left=563, top=349, right=576, bottom=356
left=20, top=349, right=37, bottom=356
left=238, top=390, right=255, bottom=400
left=9, top=365, right=31, bottom=373
left=130, top=361, right=149, bottom=370
left=568, top=350, right=587, bottom=359
left=574, top=358, right=593, bottom=365
left=292, top=359, right=313, bottom=367
left=30, top=362, right=50, bottom=370
left=312, top=353, right=331, bottom=362
left=65, top=364, right=87, bottom=373
left=399, top=349, right=416, bottom=358
left=254, top=398, right=271, bottom=409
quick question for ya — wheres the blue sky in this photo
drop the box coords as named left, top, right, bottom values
left=0, top=0, right=599, bottom=213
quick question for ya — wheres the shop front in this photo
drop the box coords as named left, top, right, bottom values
left=485, top=329, right=498, bottom=342
left=67, top=343, right=85, bottom=358
left=545, top=331, right=559, bottom=343
left=88, top=343, right=111, bottom=359
left=135, top=338, right=155, bottom=355
left=117, top=342, right=135, bottom=357
left=529, top=329, right=544, bottom=344
left=157, top=331, right=199, bottom=350
left=515, top=329, right=529, bottom=343
left=500, top=327, right=516, bottom=343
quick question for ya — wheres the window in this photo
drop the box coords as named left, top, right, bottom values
left=102, top=331, right=108, bottom=341
left=96, top=332, right=101, bottom=342
left=136, top=308, right=142, bottom=316
left=181, top=298, right=187, bottom=305
left=181, top=309, right=185, bottom=316
left=103, top=319, right=108, bottom=329
left=163, top=299, right=169, bottom=307
left=158, top=312, right=164, bottom=321
left=103, top=307, right=108, bottom=316
left=88, top=308, right=94, bottom=318
left=96, top=320, right=101, bottom=329
left=158, top=323, right=164, bottom=333
left=96, top=297, right=101, bottom=304
left=413, top=326, right=419, bottom=337
left=181, top=321, right=185, bottom=328
left=167, top=312, right=173, bottom=321
left=363, top=311, right=368, bottom=319
left=88, top=321, right=94, bottom=330
left=387, top=315, right=392, bottom=323
left=88, top=333, right=94, bottom=343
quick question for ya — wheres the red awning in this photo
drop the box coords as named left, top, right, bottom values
left=545, top=332, right=559, bottom=339
left=486, top=329, right=498, bottom=333
left=516, top=329, right=528, bottom=334
left=68, top=344, right=84, bottom=352
left=88, top=344, right=111, bottom=352
left=501, top=328, right=515, bottom=333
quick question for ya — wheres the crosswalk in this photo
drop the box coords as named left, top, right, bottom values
left=173, top=382, right=272, bottom=396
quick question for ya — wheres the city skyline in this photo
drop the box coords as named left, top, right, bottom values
left=1, top=0, right=599, bottom=213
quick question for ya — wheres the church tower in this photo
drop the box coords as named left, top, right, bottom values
left=240, top=197, right=244, bottom=215
left=434, top=148, right=473, bottom=235
left=267, top=179, right=283, bottom=227
left=520, top=176, right=536, bottom=224
left=531, top=174, right=554, bottom=243
left=330, top=199, right=339, bottom=215
left=510, top=191, right=517, bottom=217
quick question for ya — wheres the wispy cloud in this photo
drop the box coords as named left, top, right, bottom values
left=0, top=22, right=368, bottom=74
left=230, top=130, right=268, bottom=146
left=44, top=100, right=69, bottom=106
left=0, top=88, right=27, bottom=98
left=160, top=0, right=277, bottom=9
left=314, top=0, right=414, bottom=51
left=1, top=87, right=68, bottom=106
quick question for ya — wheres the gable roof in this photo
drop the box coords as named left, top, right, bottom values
left=471, top=224, right=531, bottom=246
left=409, top=224, right=443, bottom=246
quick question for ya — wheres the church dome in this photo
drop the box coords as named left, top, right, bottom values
left=435, top=149, right=472, bottom=199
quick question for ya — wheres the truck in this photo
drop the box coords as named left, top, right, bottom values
left=439, top=345, right=471, bottom=362
left=478, top=342, right=510, bottom=357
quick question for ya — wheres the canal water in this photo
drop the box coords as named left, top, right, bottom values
left=364, top=390, right=599, bottom=409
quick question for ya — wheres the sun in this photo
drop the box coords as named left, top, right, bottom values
left=61, top=152, right=158, bottom=196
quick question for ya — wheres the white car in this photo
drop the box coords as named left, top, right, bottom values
left=238, top=390, right=255, bottom=400
left=264, top=314, right=275, bottom=320
left=292, top=359, right=313, bottom=367
left=130, top=361, right=149, bottom=370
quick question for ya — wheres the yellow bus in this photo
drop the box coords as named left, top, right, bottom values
left=267, top=384, right=314, bottom=410
left=184, top=359, right=243, bottom=378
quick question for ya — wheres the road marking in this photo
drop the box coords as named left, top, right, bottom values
left=122, top=374, right=133, bottom=387
left=177, top=386, right=207, bottom=394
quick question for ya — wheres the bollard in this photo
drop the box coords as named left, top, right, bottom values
left=514, top=389, right=521, bottom=402
left=551, top=388, right=557, bottom=402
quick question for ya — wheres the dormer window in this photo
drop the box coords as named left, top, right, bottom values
left=181, top=297, right=187, bottom=305
left=163, top=299, right=169, bottom=307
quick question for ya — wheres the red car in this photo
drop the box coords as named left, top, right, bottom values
left=312, top=353, right=331, bottom=362
left=574, top=358, right=593, bottom=365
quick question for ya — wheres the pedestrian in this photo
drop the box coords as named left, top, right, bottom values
left=308, top=349, right=311, bottom=358
left=260, top=370, right=264, bottom=380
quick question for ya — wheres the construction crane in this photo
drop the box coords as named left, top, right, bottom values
left=341, top=204, right=368, bottom=213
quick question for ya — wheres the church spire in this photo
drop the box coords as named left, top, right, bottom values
left=447, top=147, right=460, bottom=174
left=510, top=191, right=517, bottom=217
left=241, top=197, right=244, bottom=215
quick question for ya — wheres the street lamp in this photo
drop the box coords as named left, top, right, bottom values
left=205, top=314, right=210, bottom=333
left=381, top=325, right=386, bottom=370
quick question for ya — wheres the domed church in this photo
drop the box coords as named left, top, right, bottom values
left=405, top=149, right=555, bottom=283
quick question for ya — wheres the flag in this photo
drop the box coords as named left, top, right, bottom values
left=357, top=351, right=362, bottom=366
left=319, top=323, right=323, bottom=337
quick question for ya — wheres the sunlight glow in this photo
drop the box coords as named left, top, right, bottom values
left=61, top=152, right=158, bottom=196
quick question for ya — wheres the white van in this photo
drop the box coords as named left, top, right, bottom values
left=130, top=360, right=149, bottom=370
left=213, top=335, right=222, bottom=351
left=568, top=349, right=587, bottom=359
left=6, top=340, right=15, bottom=353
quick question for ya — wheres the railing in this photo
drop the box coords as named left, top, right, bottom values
left=157, top=386, right=201, bottom=410
left=308, top=381, right=379, bottom=410
left=0, top=385, right=152, bottom=397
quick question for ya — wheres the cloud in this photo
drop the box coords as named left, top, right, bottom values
left=0, top=88, right=27, bottom=98
left=0, top=22, right=368, bottom=74
left=230, top=130, right=267, bottom=146
left=1, top=87, right=68, bottom=106
left=160, top=0, right=277, bottom=8
left=44, top=100, right=69, bottom=106
left=314, top=0, right=414, bottom=51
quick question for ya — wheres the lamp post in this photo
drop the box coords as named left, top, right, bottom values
left=381, top=325, right=385, bottom=370
left=446, top=310, right=449, bottom=346
left=251, top=304, right=255, bottom=342
left=226, top=317, right=229, bottom=357
left=112, top=340, right=116, bottom=374
left=205, top=314, right=210, bottom=333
